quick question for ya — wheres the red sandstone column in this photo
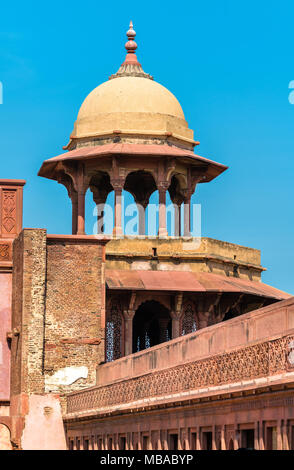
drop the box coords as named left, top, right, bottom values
left=157, top=432, right=162, bottom=450
left=183, top=193, right=191, bottom=237
left=137, top=433, right=142, bottom=450
left=258, top=422, right=264, bottom=450
left=233, top=428, right=239, bottom=450
left=71, top=191, right=78, bottom=235
left=130, top=433, right=133, bottom=450
left=183, top=429, right=190, bottom=450
left=162, top=430, right=168, bottom=450
left=254, top=422, right=259, bottom=450
left=113, top=188, right=123, bottom=237
left=77, top=190, right=86, bottom=235
left=177, top=429, right=182, bottom=450
left=196, top=427, right=201, bottom=450
left=220, top=425, right=226, bottom=450
left=282, top=420, right=289, bottom=450
left=212, top=426, right=217, bottom=450
left=123, top=310, right=135, bottom=356
left=148, top=434, right=152, bottom=450
left=158, top=184, right=168, bottom=237
left=171, top=310, right=182, bottom=339
left=174, top=203, right=181, bottom=237
left=115, top=434, right=119, bottom=450
left=277, top=420, right=283, bottom=450
left=137, top=202, right=147, bottom=236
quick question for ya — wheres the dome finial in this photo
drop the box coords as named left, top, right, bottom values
left=109, top=21, right=153, bottom=81
left=125, top=21, right=137, bottom=53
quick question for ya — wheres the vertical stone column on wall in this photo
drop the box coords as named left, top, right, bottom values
left=158, top=182, right=168, bottom=237
left=76, top=164, right=87, bottom=235
left=0, top=180, right=25, bottom=241
left=123, top=310, right=135, bottom=356
left=137, top=432, right=142, bottom=450
left=196, top=427, right=201, bottom=450
left=212, top=426, right=217, bottom=450
left=11, top=229, right=47, bottom=397
left=282, top=420, right=289, bottom=450
left=162, top=430, right=168, bottom=450
left=71, top=191, right=78, bottom=235
left=157, top=431, right=162, bottom=450
left=173, top=203, right=179, bottom=237
left=277, top=420, right=283, bottom=450
left=77, top=190, right=86, bottom=235
left=0, top=180, right=25, bottom=405
left=171, top=292, right=183, bottom=338
left=254, top=422, right=259, bottom=450
left=137, top=201, right=147, bottom=236
left=183, top=428, right=190, bottom=450
left=258, top=422, right=264, bottom=450
left=183, top=191, right=191, bottom=237
left=233, top=427, right=239, bottom=450
left=220, top=425, right=226, bottom=450
left=112, top=180, right=124, bottom=237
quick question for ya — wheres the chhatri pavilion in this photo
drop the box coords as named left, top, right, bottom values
left=0, top=22, right=293, bottom=450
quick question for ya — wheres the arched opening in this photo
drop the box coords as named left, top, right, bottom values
left=124, top=171, right=157, bottom=235
left=87, top=172, right=113, bottom=235
left=0, top=424, right=12, bottom=450
left=168, top=175, right=187, bottom=237
left=228, top=438, right=234, bottom=450
left=132, top=300, right=171, bottom=353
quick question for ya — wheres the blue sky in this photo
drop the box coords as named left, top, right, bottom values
left=0, top=0, right=293, bottom=294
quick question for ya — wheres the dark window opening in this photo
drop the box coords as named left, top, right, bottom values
left=169, top=434, right=178, bottom=450
left=133, top=300, right=171, bottom=353
left=120, top=436, right=126, bottom=450
left=266, top=427, right=277, bottom=450
left=143, top=436, right=149, bottom=450
left=202, top=431, right=212, bottom=450
left=241, top=429, right=254, bottom=449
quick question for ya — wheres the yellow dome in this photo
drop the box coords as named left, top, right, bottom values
left=70, top=76, right=195, bottom=145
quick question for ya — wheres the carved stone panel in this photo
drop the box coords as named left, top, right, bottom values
left=2, top=190, right=17, bottom=235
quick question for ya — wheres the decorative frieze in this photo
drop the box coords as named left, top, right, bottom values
left=67, top=333, right=294, bottom=414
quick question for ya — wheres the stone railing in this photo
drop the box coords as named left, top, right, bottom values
left=66, top=330, right=294, bottom=415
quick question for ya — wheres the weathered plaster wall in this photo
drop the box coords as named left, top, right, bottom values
left=21, top=395, right=66, bottom=450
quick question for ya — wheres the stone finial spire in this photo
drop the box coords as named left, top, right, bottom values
left=109, top=21, right=153, bottom=80
left=125, top=21, right=137, bottom=54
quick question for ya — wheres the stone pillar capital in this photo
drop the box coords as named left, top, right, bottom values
left=123, top=309, right=136, bottom=320
left=157, top=180, right=169, bottom=192
left=170, top=309, right=181, bottom=320
left=111, top=178, right=125, bottom=191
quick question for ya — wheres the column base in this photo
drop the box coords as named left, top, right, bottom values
left=112, top=226, right=123, bottom=237
left=158, top=229, right=168, bottom=238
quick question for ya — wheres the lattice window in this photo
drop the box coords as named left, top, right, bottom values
left=181, top=302, right=197, bottom=336
left=106, top=300, right=123, bottom=362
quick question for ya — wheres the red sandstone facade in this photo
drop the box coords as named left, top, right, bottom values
left=0, top=23, right=293, bottom=450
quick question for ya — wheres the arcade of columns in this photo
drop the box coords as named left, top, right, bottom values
left=105, top=289, right=267, bottom=360
left=57, top=155, right=207, bottom=238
